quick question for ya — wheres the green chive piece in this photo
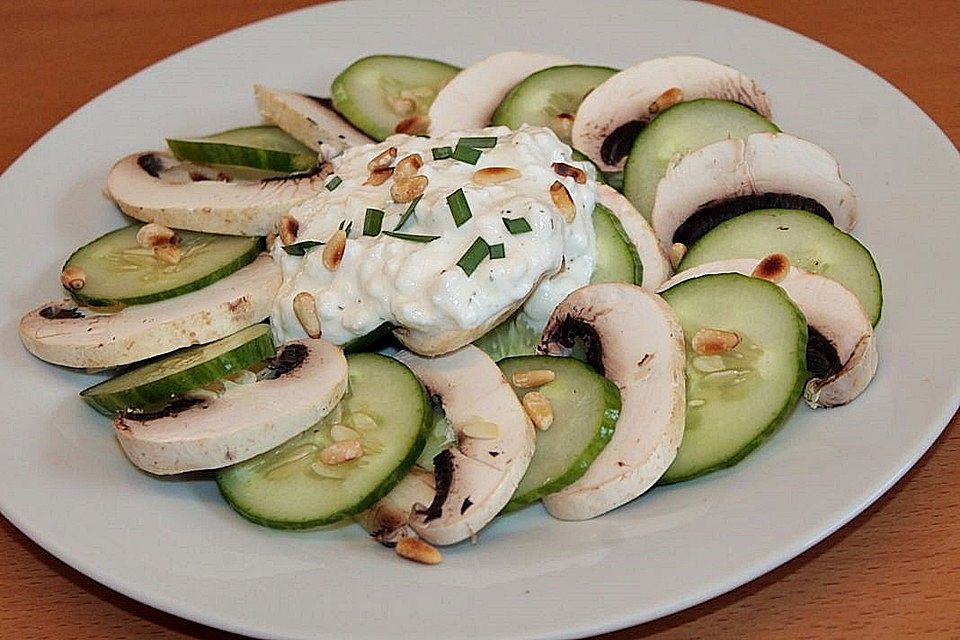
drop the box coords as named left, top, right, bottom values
left=457, top=136, right=497, bottom=149
left=282, top=240, right=324, bottom=256
left=393, top=194, right=423, bottom=231
left=502, top=216, right=533, bottom=234
left=363, top=208, right=384, bottom=236
left=382, top=230, right=440, bottom=243
left=451, top=143, right=481, bottom=165
left=489, top=243, right=505, bottom=260
left=325, top=175, right=342, bottom=191
left=457, top=237, right=490, bottom=276
left=431, top=146, right=453, bottom=160
left=447, top=188, right=472, bottom=227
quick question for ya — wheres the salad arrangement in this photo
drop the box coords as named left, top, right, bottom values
left=18, top=50, right=881, bottom=565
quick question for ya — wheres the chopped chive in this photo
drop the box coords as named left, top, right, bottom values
left=502, top=216, right=533, bottom=234
left=457, top=237, right=490, bottom=276
left=447, top=188, right=472, bottom=227
left=363, top=208, right=384, bottom=236
left=325, top=175, right=343, bottom=191
left=488, top=243, right=505, bottom=260
left=451, top=143, right=481, bottom=165
left=457, top=136, right=497, bottom=149
left=393, top=194, right=423, bottom=231
left=382, top=230, right=440, bottom=243
left=282, top=240, right=324, bottom=256
left=431, top=146, right=453, bottom=160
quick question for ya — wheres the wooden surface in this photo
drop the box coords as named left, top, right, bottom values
left=0, top=1, right=957, bottom=638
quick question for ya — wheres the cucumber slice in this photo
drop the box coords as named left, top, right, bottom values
left=492, top=65, right=617, bottom=144
left=498, top=356, right=620, bottom=511
left=216, top=353, right=429, bottom=529
left=415, top=404, right=455, bottom=471
left=679, top=209, right=883, bottom=325
left=331, top=55, right=460, bottom=140
left=79, top=324, right=274, bottom=416
left=659, top=273, right=807, bottom=483
left=63, top=225, right=262, bottom=307
left=623, top=99, right=779, bottom=219
left=591, top=203, right=642, bottom=285
left=473, top=311, right=540, bottom=361
left=166, top=125, right=318, bottom=173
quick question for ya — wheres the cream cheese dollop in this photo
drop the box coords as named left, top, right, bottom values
left=270, top=125, right=596, bottom=346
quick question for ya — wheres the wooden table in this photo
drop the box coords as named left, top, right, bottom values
left=1, top=1, right=957, bottom=638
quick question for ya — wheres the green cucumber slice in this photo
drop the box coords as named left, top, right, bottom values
left=492, top=65, right=617, bottom=144
left=623, top=99, right=779, bottom=219
left=679, top=208, right=883, bottom=325
left=63, top=225, right=262, bottom=307
left=591, top=203, right=642, bottom=285
left=331, top=55, right=460, bottom=140
left=166, top=125, right=318, bottom=173
left=473, top=311, right=540, bottom=361
left=79, top=324, right=274, bottom=416
left=498, top=355, right=620, bottom=511
left=216, top=353, right=430, bottom=529
left=416, top=404, right=455, bottom=471
left=659, top=273, right=807, bottom=483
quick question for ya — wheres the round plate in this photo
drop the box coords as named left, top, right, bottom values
left=1, top=1, right=958, bottom=638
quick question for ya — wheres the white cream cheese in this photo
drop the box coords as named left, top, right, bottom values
left=271, top=125, right=596, bottom=347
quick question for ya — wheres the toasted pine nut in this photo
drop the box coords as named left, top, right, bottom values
left=552, top=112, right=575, bottom=141
left=318, top=439, right=363, bottom=465
left=549, top=181, right=576, bottom=223
left=278, top=215, right=300, bottom=245
left=330, top=424, right=361, bottom=442
left=551, top=162, right=587, bottom=184
left=522, top=391, right=554, bottom=430
left=752, top=253, right=791, bottom=284
left=350, top=412, right=378, bottom=431
left=292, top=291, right=322, bottom=338
left=136, top=222, right=179, bottom=248
left=692, top=327, right=740, bottom=356
left=649, top=87, right=683, bottom=114
left=395, top=537, right=442, bottom=565
left=153, top=245, right=182, bottom=265
left=394, top=153, right=423, bottom=177
left=460, top=421, right=499, bottom=440
left=472, top=167, right=522, bottom=185
left=394, top=115, right=429, bottom=135
left=511, top=369, right=556, bottom=388
left=367, top=146, right=398, bottom=171
left=670, top=242, right=687, bottom=268
left=60, top=266, right=86, bottom=290
left=391, top=175, right=429, bottom=203
left=322, top=229, right=347, bottom=271
left=365, top=166, right=394, bottom=186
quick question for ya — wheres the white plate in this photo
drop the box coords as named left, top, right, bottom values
left=1, top=1, right=958, bottom=638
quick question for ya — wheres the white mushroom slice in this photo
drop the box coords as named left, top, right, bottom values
left=105, top=151, right=332, bottom=236
left=660, top=257, right=878, bottom=408
left=394, top=346, right=535, bottom=545
left=539, top=283, right=685, bottom=520
left=427, top=51, right=572, bottom=135
left=651, top=132, right=858, bottom=253
left=596, top=184, right=672, bottom=289
left=354, top=467, right=437, bottom=546
left=114, top=338, right=347, bottom=475
left=254, top=84, right=372, bottom=160
left=573, top=56, right=772, bottom=172
left=19, top=255, right=279, bottom=369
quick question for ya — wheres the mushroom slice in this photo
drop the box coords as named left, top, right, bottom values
left=19, top=255, right=279, bottom=369
left=113, top=338, right=347, bottom=475
left=394, top=346, right=535, bottom=545
left=427, top=51, right=572, bottom=135
left=596, top=184, right=672, bottom=289
left=539, top=283, right=685, bottom=520
left=254, top=84, right=372, bottom=160
left=354, top=467, right=436, bottom=546
left=105, top=151, right=332, bottom=236
left=660, top=257, right=878, bottom=408
left=651, top=132, right=858, bottom=253
left=573, top=56, right=772, bottom=172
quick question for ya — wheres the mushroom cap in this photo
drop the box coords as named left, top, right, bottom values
left=19, top=255, right=280, bottom=369
left=427, top=51, right=572, bottom=135
left=254, top=85, right=372, bottom=160
left=539, top=283, right=685, bottom=520
left=105, top=152, right=332, bottom=236
left=651, top=132, right=858, bottom=253
left=595, top=184, right=672, bottom=290
left=354, top=467, right=436, bottom=545
left=114, top=338, right=348, bottom=475
left=394, top=346, right=535, bottom=545
left=573, top=56, right=772, bottom=172
left=660, top=257, right=877, bottom=407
